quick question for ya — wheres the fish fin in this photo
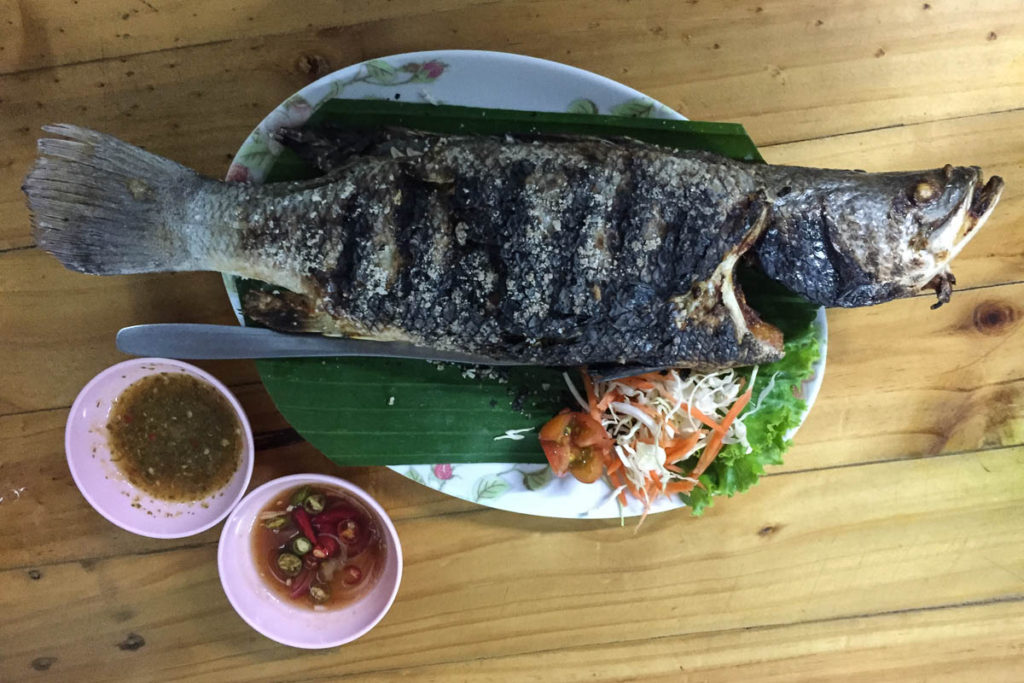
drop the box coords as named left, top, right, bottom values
left=243, top=289, right=426, bottom=345
left=274, top=125, right=410, bottom=173
left=243, top=288, right=348, bottom=335
left=23, top=124, right=207, bottom=275
left=275, top=125, right=647, bottom=174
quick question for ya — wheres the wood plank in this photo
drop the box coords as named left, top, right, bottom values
left=0, top=447, right=1021, bottom=680
left=0, top=0, right=478, bottom=74
left=2, top=0, right=1021, bottom=146
left=784, top=281, right=1024, bottom=471
left=0, top=388, right=474, bottom=572
left=3, top=4, right=1023, bottom=250
left=354, top=599, right=1024, bottom=682
left=0, top=249, right=254, bottom=414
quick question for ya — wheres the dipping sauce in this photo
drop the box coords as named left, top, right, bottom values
left=106, top=372, right=242, bottom=501
left=252, top=485, right=385, bottom=610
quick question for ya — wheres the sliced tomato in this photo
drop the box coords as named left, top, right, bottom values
left=539, top=410, right=612, bottom=484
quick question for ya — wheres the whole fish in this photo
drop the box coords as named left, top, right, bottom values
left=24, top=124, right=1002, bottom=370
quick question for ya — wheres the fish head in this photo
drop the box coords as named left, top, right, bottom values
left=793, top=164, right=1005, bottom=307
left=890, top=165, right=1004, bottom=306
left=906, top=165, right=1002, bottom=255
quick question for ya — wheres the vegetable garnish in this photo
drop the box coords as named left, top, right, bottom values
left=538, top=410, right=613, bottom=484
left=544, top=367, right=756, bottom=519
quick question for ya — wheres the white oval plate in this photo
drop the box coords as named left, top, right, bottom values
left=227, top=49, right=828, bottom=519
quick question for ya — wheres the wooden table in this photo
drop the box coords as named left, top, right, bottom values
left=2, top=1, right=1023, bottom=680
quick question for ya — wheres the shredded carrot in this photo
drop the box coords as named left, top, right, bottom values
left=665, top=463, right=685, bottom=474
left=683, top=389, right=752, bottom=480
left=691, top=431, right=723, bottom=479
left=581, top=371, right=597, bottom=406
left=665, top=432, right=702, bottom=463
left=664, top=480, right=697, bottom=494
left=680, top=402, right=721, bottom=431
left=607, top=469, right=628, bottom=506
left=606, top=458, right=622, bottom=475
left=581, top=371, right=601, bottom=421
left=717, top=388, right=753, bottom=434
left=595, top=389, right=621, bottom=412
left=622, top=472, right=644, bottom=501
left=660, top=435, right=695, bottom=449
left=617, top=377, right=656, bottom=391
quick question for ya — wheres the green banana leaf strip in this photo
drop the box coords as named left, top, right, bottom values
left=264, top=100, right=763, bottom=183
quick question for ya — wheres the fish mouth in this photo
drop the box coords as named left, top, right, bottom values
left=930, top=169, right=1004, bottom=258
left=923, top=170, right=1004, bottom=307
left=959, top=173, right=1005, bottom=244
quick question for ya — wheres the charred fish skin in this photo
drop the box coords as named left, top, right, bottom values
left=257, top=135, right=782, bottom=367
left=283, top=126, right=1004, bottom=310
left=24, top=125, right=782, bottom=369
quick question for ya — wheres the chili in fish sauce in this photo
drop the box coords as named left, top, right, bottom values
left=106, top=373, right=242, bottom=501
left=252, top=485, right=386, bottom=609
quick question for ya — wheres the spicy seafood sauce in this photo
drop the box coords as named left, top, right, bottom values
left=252, top=484, right=385, bottom=609
left=106, top=372, right=242, bottom=501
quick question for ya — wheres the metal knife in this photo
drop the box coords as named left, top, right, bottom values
left=115, top=323, right=518, bottom=365
left=115, top=323, right=664, bottom=381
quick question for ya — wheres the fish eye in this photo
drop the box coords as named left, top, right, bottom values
left=911, top=181, right=938, bottom=204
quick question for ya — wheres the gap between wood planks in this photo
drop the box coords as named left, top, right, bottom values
left=763, top=105, right=1024, bottom=148
left=278, top=593, right=1024, bottom=682
left=763, top=441, right=1021, bottom=478
left=3, top=102, right=1020, bottom=183
left=3, top=440, right=1021, bottom=577
left=0, top=36, right=237, bottom=79
left=0, top=380, right=265, bottom=419
left=0, top=501, right=483, bottom=576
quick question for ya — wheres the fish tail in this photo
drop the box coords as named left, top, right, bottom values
left=23, top=124, right=212, bottom=275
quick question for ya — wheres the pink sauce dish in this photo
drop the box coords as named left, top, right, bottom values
left=218, top=474, right=403, bottom=648
left=65, top=358, right=254, bottom=539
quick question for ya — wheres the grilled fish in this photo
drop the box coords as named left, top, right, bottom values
left=24, top=125, right=1002, bottom=370
left=281, top=125, right=1004, bottom=310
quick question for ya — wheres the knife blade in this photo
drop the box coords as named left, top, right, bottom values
left=115, top=323, right=519, bottom=365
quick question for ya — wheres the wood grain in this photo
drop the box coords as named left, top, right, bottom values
left=350, top=599, right=1024, bottom=682
left=1, top=446, right=1021, bottom=681
left=2, top=0, right=1020, bottom=144
left=785, top=281, right=1024, bottom=470
left=0, top=249, right=254, bottom=414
